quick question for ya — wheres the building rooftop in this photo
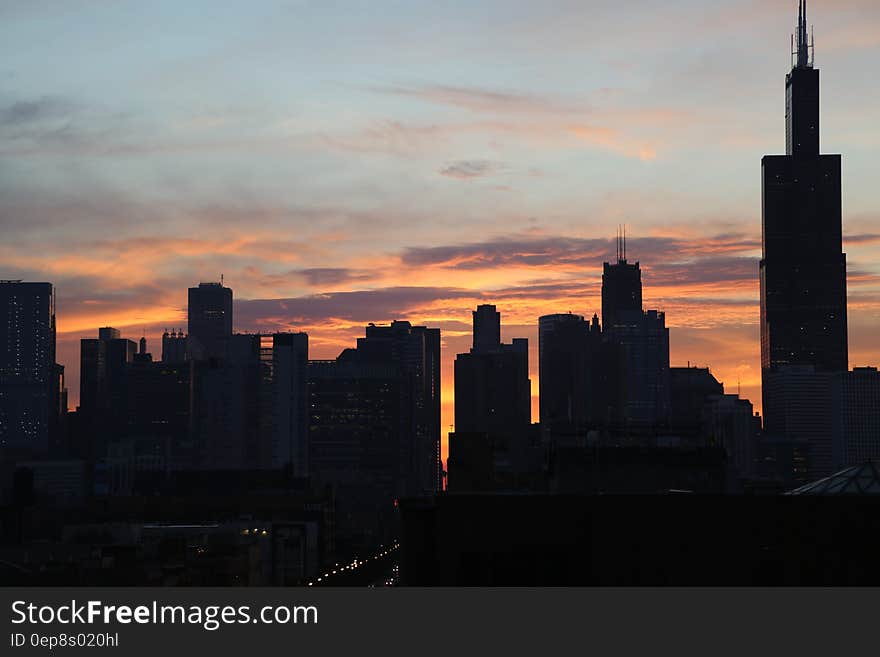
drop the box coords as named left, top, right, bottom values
left=787, top=461, right=880, bottom=495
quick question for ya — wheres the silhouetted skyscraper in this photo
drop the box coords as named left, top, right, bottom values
left=307, top=321, right=440, bottom=544
left=472, top=304, right=501, bottom=354
left=0, top=281, right=61, bottom=454
left=605, top=309, right=671, bottom=434
left=79, top=327, right=136, bottom=458
left=601, top=240, right=670, bottom=435
left=190, top=332, right=261, bottom=469
left=669, top=366, right=724, bottom=445
left=702, top=394, right=758, bottom=482
left=602, top=231, right=642, bottom=331
left=455, top=330, right=530, bottom=446
left=355, top=321, right=441, bottom=495
left=271, top=332, right=309, bottom=473
left=761, top=3, right=847, bottom=385
left=125, top=336, right=189, bottom=471
left=188, top=282, right=233, bottom=361
left=450, top=307, right=534, bottom=490
left=308, top=355, right=405, bottom=544
left=538, top=313, right=604, bottom=444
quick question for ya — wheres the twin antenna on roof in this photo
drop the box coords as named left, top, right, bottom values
left=616, top=225, right=628, bottom=262
left=791, top=0, right=815, bottom=69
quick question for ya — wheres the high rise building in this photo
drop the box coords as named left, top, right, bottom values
left=271, top=332, right=309, bottom=473
left=605, top=310, right=671, bottom=434
left=355, top=321, right=441, bottom=495
left=190, top=333, right=260, bottom=469
left=0, top=281, right=62, bottom=454
left=78, top=327, right=136, bottom=458
left=761, top=2, right=848, bottom=410
left=669, top=366, right=724, bottom=446
left=455, top=309, right=531, bottom=452
left=601, top=240, right=671, bottom=436
left=472, top=304, right=501, bottom=354
left=601, top=230, right=642, bottom=331
left=188, top=330, right=310, bottom=472
left=763, top=365, right=833, bottom=479
left=538, top=313, right=604, bottom=444
left=307, top=355, right=405, bottom=545
left=702, top=394, right=758, bottom=482
left=125, top=337, right=190, bottom=473
left=306, top=320, right=441, bottom=543
left=449, top=306, right=538, bottom=491
left=831, top=367, right=880, bottom=470
left=187, top=282, right=233, bottom=361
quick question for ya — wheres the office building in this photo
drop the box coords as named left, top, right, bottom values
left=355, top=321, right=441, bottom=495
left=187, top=282, right=233, bottom=361
left=472, top=304, right=501, bottom=354
left=763, top=365, right=833, bottom=479
left=454, top=307, right=531, bottom=472
left=308, top=355, right=406, bottom=545
left=124, top=337, right=190, bottom=474
left=538, top=312, right=604, bottom=444
left=832, top=367, right=880, bottom=469
left=0, top=281, right=62, bottom=455
left=761, top=3, right=848, bottom=424
left=271, top=332, right=309, bottom=473
left=669, top=366, right=724, bottom=445
left=601, top=237, right=671, bottom=436
left=190, top=333, right=261, bottom=470
left=78, top=328, right=136, bottom=458
left=702, top=394, right=758, bottom=482
left=601, top=230, right=642, bottom=331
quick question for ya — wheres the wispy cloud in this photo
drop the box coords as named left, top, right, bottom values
left=439, top=159, right=505, bottom=179
left=294, top=268, right=372, bottom=286
left=373, top=84, right=589, bottom=115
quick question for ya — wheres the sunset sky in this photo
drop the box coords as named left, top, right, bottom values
left=2, top=0, right=879, bottom=459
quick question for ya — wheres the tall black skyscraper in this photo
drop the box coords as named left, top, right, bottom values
left=187, top=281, right=233, bottom=361
left=0, top=281, right=62, bottom=454
left=601, top=239, right=670, bottom=435
left=761, top=2, right=847, bottom=381
left=601, top=230, right=642, bottom=330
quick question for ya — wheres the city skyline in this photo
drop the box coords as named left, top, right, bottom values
left=2, top=0, right=880, bottom=593
left=3, top=1, right=880, bottom=458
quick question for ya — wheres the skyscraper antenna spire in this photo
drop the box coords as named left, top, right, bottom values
left=793, top=0, right=813, bottom=69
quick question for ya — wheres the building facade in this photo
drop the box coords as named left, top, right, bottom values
left=187, top=282, right=233, bottom=361
left=0, top=281, right=62, bottom=455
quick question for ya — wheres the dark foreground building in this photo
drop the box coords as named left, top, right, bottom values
left=399, top=491, right=880, bottom=585
left=307, top=321, right=441, bottom=551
